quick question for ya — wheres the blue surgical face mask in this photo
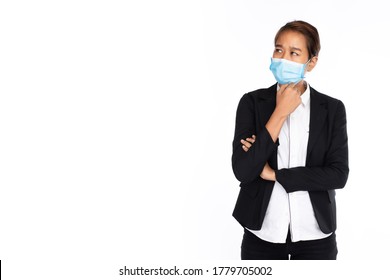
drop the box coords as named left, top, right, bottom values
left=269, top=58, right=310, bottom=85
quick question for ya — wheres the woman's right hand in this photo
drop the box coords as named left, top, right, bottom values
left=275, top=83, right=302, bottom=117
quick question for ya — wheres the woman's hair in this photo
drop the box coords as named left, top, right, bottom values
left=274, top=20, right=321, bottom=59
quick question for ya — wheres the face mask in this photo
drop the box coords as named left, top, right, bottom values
left=269, top=58, right=310, bottom=85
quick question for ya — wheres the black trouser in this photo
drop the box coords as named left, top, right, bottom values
left=241, top=228, right=338, bottom=260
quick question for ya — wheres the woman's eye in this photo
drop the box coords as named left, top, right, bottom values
left=274, top=48, right=282, bottom=53
left=291, top=52, right=299, bottom=56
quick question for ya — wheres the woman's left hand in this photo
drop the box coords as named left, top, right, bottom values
left=240, top=135, right=256, bottom=152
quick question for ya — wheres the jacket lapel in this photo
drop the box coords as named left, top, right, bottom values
left=257, top=84, right=277, bottom=127
left=306, top=87, right=328, bottom=161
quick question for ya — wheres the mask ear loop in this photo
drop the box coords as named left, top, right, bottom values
left=299, top=59, right=312, bottom=89
left=304, top=58, right=312, bottom=67
left=302, top=57, right=312, bottom=77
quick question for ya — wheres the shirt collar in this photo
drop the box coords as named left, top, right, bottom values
left=300, top=82, right=310, bottom=107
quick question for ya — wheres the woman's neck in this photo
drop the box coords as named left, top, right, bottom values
left=297, top=80, right=307, bottom=95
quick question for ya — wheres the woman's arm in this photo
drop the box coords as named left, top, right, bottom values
left=234, top=83, right=303, bottom=183
left=240, top=95, right=349, bottom=192
left=232, top=84, right=302, bottom=184
left=275, top=101, right=349, bottom=192
left=231, top=93, right=277, bottom=184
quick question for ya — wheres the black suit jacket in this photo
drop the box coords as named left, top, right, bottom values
left=232, top=83, right=349, bottom=233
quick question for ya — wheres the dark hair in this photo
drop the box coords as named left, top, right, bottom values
left=274, top=20, right=321, bottom=59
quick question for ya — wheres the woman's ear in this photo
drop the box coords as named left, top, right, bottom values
left=306, top=56, right=318, bottom=72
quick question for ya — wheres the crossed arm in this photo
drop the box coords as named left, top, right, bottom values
left=233, top=84, right=349, bottom=192
left=240, top=83, right=302, bottom=181
left=241, top=135, right=276, bottom=181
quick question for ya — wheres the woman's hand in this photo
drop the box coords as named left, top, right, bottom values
left=240, top=135, right=256, bottom=152
left=275, top=83, right=302, bottom=117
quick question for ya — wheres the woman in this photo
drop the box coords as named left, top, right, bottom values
left=231, top=20, right=349, bottom=260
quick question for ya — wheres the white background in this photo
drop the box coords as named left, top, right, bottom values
left=1, top=0, right=390, bottom=279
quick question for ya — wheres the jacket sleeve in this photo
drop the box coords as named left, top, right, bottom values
left=232, top=93, right=278, bottom=184
left=275, top=101, right=349, bottom=192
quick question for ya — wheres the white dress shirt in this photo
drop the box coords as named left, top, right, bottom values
left=247, top=83, right=332, bottom=243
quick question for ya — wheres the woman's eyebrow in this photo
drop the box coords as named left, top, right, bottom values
left=275, top=44, right=303, bottom=52
left=290, top=46, right=302, bottom=52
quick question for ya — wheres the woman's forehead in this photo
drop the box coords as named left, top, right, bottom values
left=275, top=30, right=307, bottom=48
